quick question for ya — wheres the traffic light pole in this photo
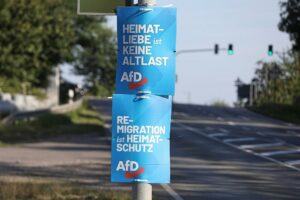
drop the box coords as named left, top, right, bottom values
left=176, top=48, right=227, bottom=56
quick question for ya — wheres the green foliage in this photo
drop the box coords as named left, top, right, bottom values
left=279, top=0, right=300, bottom=52
left=0, top=0, right=117, bottom=96
left=250, top=104, right=300, bottom=125
left=253, top=51, right=300, bottom=106
left=72, top=15, right=117, bottom=95
left=0, top=0, right=74, bottom=90
left=0, top=76, right=46, bottom=98
left=0, top=101, right=104, bottom=144
left=211, top=100, right=230, bottom=107
left=0, top=181, right=131, bottom=200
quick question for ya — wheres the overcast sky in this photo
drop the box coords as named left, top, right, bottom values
left=64, top=0, right=291, bottom=105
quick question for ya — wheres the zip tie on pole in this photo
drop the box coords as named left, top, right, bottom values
left=138, top=91, right=151, bottom=94
left=135, top=91, right=151, bottom=100
left=135, top=95, right=150, bottom=99
left=139, top=7, right=153, bottom=12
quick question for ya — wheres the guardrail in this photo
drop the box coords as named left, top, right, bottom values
left=1, top=98, right=83, bottom=125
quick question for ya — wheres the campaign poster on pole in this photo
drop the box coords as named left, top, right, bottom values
left=116, top=7, right=177, bottom=95
left=111, top=94, right=172, bottom=183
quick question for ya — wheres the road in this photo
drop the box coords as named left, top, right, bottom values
left=89, top=99, right=300, bottom=200
left=1, top=99, right=299, bottom=199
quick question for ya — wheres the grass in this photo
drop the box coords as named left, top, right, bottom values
left=211, top=100, right=230, bottom=107
left=0, top=101, right=105, bottom=144
left=250, top=104, right=300, bottom=125
left=0, top=180, right=131, bottom=200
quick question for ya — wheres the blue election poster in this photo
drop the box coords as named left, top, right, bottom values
left=116, top=7, right=177, bottom=95
left=111, top=94, right=172, bottom=183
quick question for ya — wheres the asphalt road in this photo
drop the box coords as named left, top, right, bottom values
left=89, top=99, right=300, bottom=200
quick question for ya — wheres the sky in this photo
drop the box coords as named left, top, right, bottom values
left=63, top=0, right=291, bottom=106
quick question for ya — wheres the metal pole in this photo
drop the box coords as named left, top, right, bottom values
left=139, top=0, right=156, bottom=6
left=132, top=183, right=152, bottom=200
left=249, top=83, right=253, bottom=106
left=131, top=1, right=155, bottom=200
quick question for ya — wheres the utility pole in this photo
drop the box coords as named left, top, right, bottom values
left=139, top=0, right=156, bottom=6
left=131, top=3, right=157, bottom=199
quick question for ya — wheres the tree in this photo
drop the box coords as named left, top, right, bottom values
left=254, top=51, right=300, bottom=105
left=279, top=0, right=300, bottom=52
left=0, top=0, right=117, bottom=96
left=0, top=0, right=74, bottom=93
left=72, top=16, right=117, bottom=95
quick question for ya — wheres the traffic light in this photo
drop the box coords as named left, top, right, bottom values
left=214, top=44, right=219, bottom=55
left=228, top=44, right=233, bottom=55
left=268, top=45, right=273, bottom=56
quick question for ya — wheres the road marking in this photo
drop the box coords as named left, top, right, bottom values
left=260, top=149, right=300, bottom=157
left=208, top=133, right=228, bottom=137
left=287, top=123, right=294, bottom=127
left=179, top=112, right=188, bottom=117
left=286, top=131, right=300, bottom=137
left=217, top=117, right=224, bottom=121
left=240, top=142, right=284, bottom=150
left=223, top=137, right=256, bottom=143
left=176, top=123, right=300, bottom=172
left=219, top=128, right=230, bottom=133
left=285, top=160, right=300, bottom=166
left=161, top=184, right=184, bottom=200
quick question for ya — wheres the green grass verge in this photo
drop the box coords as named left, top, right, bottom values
left=0, top=101, right=105, bottom=144
left=0, top=181, right=130, bottom=200
left=249, top=104, right=300, bottom=125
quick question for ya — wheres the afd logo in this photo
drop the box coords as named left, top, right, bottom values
left=116, top=160, right=145, bottom=179
left=121, top=71, right=148, bottom=90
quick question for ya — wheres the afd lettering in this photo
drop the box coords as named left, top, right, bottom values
left=120, top=71, right=148, bottom=89
left=121, top=71, right=142, bottom=83
left=116, top=160, right=139, bottom=171
left=116, top=160, right=145, bottom=179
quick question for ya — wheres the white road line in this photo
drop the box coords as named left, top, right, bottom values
left=217, top=117, right=224, bottom=121
left=227, top=121, right=236, bottom=126
left=208, top=133, right=228, bottom=137
left=161, top=184, right=184, bottom=200
left=223, top=137, right=256, bottom=143
left=240, top=142, right=284, bottom=150
left=176, top=123, right=300, bottom=172
left=286, top=131, right=300, bottom=137
left=219, top=128, right=230, bottom=133
left=260, top=149, right=300, bottom=157
left=285, top=160, right=300, bottom=166
left=179, top=112, right=188, bottom=117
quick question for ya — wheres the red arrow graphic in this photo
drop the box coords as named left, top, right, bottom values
left=125, top=168, right=145, bottom=179
left=128, top=78, right=148, bottom=90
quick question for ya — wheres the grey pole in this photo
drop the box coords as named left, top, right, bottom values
left=132, top=183, right=152, bottom=200
left=249, top=83, right=254, bottom=106
left=139, top=0, right=156, bottom=6
left=132, top=1, right=155, bottom=199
